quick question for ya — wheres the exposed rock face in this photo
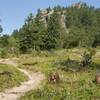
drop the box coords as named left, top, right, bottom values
left=72, top=1, right=83, bottom=9
left=40, top=9, right=54, bottom=27
left=40, top=9, right=67, bottom=30
left=60, top=14, right=66, bottom=29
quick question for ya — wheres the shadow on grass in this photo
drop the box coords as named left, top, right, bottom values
left=55, top=59, right=80, bottom=72
left=90, top=63, right=100, bottom=70
left=55, top=59, right=100, bottom=72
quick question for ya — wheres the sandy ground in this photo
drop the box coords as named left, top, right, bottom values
left=0, top=59, right=45, bottom=100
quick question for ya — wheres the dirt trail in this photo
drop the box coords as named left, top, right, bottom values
left=0, top=59, right=45, bottom=100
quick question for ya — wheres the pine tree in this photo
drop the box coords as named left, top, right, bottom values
left=44, top=12, right=63, bottom=50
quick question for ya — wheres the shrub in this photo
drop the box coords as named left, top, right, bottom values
left=80, top=48, right=96, bottom=68
left=0, top=48, right=8, bottom=58
left=80, top=52, right=92, bottom=68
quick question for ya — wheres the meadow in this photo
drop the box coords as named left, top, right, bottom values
left=0, top=64, right=27, bottom=92
left=19, top=48, right=100, bottom=100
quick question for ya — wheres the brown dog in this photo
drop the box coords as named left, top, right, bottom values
left=48, top=72, right=60, bottom=83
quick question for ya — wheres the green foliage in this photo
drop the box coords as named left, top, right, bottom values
left=18, top=13, right=46, bottom=53
left=0, top=35, right=9, bottom=48
left=11, top=29, right=19, bottom=39
left=1, top=2, right=100, bottom=53
left=0, top=48, right=8, bottom=58
left=0, top=19, right=3, bottom=33
left=64, top=27, right=81, bottom=48
left=19, top=49, right=100, bottom=100
left=44, top=12, right=63, bottom=50
left=80, top=48, right=96, bottom=68
left=0, top=25, right=2, bottom=33
left=80, top=52, right=92, bottom=67
left=64, top=5, right=98, bottom=48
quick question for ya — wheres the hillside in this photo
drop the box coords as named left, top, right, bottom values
left=0, top=2, right=100, bottom=100
left=19, top=48, right=100, bottom=100
left=0, top=2, right=100, bottom=54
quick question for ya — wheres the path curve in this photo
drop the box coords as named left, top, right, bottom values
left=0, top=59, right=45, bottom=100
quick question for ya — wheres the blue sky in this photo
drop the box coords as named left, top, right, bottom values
left=0, top=0, right=100, bottom=34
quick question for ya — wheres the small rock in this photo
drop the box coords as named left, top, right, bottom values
left=95, top=73, right=100, bottom=84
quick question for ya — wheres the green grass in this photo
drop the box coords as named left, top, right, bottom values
left=0, top=64, right=28, bottom=92
left=20, top=68, right=100, bottom=100
left=20, top=48, right=100, bottom=100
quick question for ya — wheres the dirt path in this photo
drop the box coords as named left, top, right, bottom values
left=0, top=59, right=45, bottom=100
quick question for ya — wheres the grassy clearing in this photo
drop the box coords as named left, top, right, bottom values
left=0, top=64, right=28, bottom=92
left=20, top=68, right=100, bottom=100
left=20, top=48, right=100, bottom=100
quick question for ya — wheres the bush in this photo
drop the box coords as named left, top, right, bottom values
left=80, top=48, right=96, bottom=68
left=80, top=48, right=96, bottom=67
left=80, top=52, right=92, bottom=68
left=0, top=49, right=8, bottom=58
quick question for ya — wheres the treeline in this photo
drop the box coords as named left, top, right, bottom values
left=0, top=2, right=100, bottom=54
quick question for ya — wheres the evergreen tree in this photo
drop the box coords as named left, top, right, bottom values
left=0, top=35, right=9, bottom=48
left=44, top=12, right=63, bottom=50
left=9, top=2, right=100, bottom=51
left=0, top=19, right=3, bottom=33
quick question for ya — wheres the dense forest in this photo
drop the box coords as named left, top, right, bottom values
left=0, top=2, right=100, bottom=54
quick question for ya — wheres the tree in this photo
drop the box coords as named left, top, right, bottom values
left=11, top=29, right=19, bottom=39
left=7, top=2, right=100, bottom=51
left=63, top=27, right=81, bottom=48
left=0, top=35, right=9, bottom=48
left=18, top=12, right=46, bottom=53
left=19, top=24, right=33, bottom=53
left=44, top=12, right=63, bottom=50
left=93, top=9, right=100, bottom=47
left=34, top=12, right=47, bottom=50
left=0, top=19, right=3, bottom=33
left=0, top=25, right=2, bottom=33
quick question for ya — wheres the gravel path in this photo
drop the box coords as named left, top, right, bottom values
left=0, top=59, right=45, bottom=100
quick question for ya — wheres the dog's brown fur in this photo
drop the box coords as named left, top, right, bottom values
left=48, top=72, right=60, bottom=83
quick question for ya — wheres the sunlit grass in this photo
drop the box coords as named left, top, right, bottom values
left=20, top=68, right=100, bottom=100
left=0, top=64, right=28, bottom=92
left=19, top=48, right=100, bottom=100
